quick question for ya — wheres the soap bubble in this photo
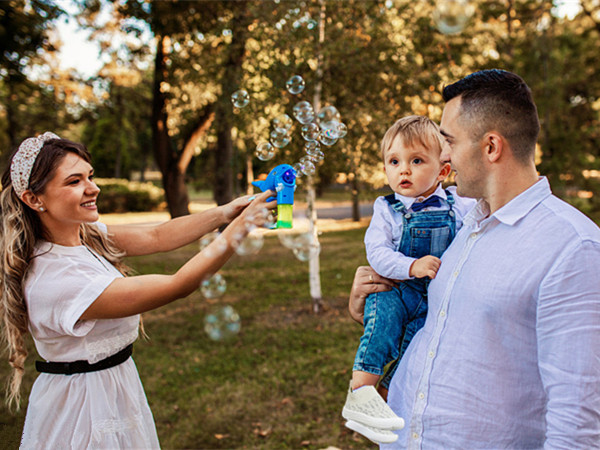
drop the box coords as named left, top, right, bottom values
left=200, top=233, right=229, bottom=258
left=278, top=230, right=314, bottom=250
left=293, top=162, right=305, bottom=178
left=301, top=123, right=320, bottom=142
left=317, top=105, right=341, bottom=129
left=255, top=142, right=276, bottom=161
left=304, top=140, right=321, bottom=153
left=300, top=159, right=316, bottom=176
left=231, top=89, right=249, bottom=108
left=293, top=241, right=321, bottom=262
left=286, top=75, right=306, bottom=95
left=273, top=114, right=293, bottom=132
left=433, top=0, right=475, bottom=35
left=264, top=211, right=276, bottom=228
left=292, top=101, right=315, bottom=124
left=319, top=134, right=338, bottom=147
left=336, top=122, right=348, bottom=138
left=270, top=128, right=291, bottom=148
left=199, top=231, right=219, bottom=251
left=234, top=232, right=264, bottom=256
left=278, top=229, right=320, bottom=261
left=245, top=207, right=273, bottom=229
left=306, top=148, right=325, bottom=163
left=321, top=121, right=341, bottom=139
left=200, top=273, right=227, bottom=299
left=204, top=305, right=241, bottom=341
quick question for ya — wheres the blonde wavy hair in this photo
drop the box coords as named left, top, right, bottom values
left=0, top=138, right=131, bottom=411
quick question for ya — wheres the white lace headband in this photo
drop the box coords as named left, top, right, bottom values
left=10, top=132, right=60, bottom=197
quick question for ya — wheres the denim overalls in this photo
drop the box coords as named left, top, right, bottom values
left=353, top=191, right=457, bottom=389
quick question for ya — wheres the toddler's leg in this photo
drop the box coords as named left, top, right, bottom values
left=342, top=289, right=406, bottom=435
left=351, top=288, right=410, bottom=384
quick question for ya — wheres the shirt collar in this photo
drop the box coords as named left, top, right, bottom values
left=464, top=176, right=552, bottom=228
left=394, top=183, right=446, bottom=209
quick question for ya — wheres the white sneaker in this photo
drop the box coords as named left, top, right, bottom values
left=345, top=419, right=398, bottom=444
left=342, top=383, right=405, bottom=430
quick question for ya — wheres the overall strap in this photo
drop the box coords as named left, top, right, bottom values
left=384, top=193, right=406, bottom=213
left=444, top=189, right=455, bottom=207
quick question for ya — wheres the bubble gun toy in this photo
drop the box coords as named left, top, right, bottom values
left=252, top=164, right=296, bottom=229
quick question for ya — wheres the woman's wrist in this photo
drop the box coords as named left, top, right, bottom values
left=219, top=204, right=233, bottom=224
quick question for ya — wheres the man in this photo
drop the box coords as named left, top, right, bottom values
left=348, top=69, right=600, bottom=448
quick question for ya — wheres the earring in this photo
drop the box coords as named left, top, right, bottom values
left=39, top=207, right=45, bottom=212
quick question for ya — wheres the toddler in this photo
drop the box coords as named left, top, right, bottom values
left=342, top=116, right=475, bottom=444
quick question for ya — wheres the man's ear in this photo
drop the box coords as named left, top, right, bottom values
left=437, top=162, right=451, bottom=182
left=484, top=132, right=503, bottom=163
left=20, top=190, right=44, bottom=212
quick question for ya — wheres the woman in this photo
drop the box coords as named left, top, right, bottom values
left=0, top=132, right=274, bottom=448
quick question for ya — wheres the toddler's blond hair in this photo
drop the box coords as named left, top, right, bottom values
left=381, top=115, right=445, bottom=161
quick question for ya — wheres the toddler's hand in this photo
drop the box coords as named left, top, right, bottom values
left=409, top=255, right=441, bottom=279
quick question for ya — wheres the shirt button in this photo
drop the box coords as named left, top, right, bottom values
left=470, top=233, right=478, bottom=240
left=418, top=392, right=425, bottom=399
left=429, top=350, right=435, bottom=358
left=453, top=271, right=459, bottom=277
left=412, top=432, right=419, bottom=439
left=440, top=310, right=446, bottom=317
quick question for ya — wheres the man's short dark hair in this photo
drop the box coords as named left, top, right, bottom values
left=442, top=69, right=540, bottom=163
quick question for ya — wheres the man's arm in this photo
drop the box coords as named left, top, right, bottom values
left=537, top=240, right=600, bottom=448
left=348, top=266, right=397, bottom=324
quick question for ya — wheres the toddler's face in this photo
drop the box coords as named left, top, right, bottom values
left=384, top=135, right=448, bottom=198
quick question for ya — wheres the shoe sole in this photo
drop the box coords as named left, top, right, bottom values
left=342, top=407, right=405, bottom=430
left=345, top=420, right=398, bottom=444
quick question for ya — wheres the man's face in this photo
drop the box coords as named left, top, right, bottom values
left=440, top=97, right=486, bottom=199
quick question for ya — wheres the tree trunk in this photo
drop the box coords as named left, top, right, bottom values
left=214, top=107, right=234, bottom=206
left=151, top=34, right=190, bottom=217
left=212, top=1, right=250, bottom=206
left=305, top=0, right=328, bottom=314
left=114, top=89, right=122, bottom=179
left=351, top=173, right=360, bottom=222
left=245, top=149, right=254, bottom=195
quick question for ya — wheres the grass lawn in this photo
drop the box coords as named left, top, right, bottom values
left=0, top=227, right=378, bottom=449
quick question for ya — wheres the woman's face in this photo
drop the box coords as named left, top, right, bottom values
left=36, top=152, right=100, bottom=244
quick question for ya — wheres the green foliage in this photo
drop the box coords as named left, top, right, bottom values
left=0, top=0, right=68, bottom=166
left=95, top=178, right=164, bottom=213
left=82, top=77, right=153, bottom=179
left=2, top=0, right=600, bottom=214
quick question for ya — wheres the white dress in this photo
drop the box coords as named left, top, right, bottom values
left=20, top=224, right=160, bottom=449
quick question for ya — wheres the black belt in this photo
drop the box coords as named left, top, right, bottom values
left=35, top=344, right=133, bottom=375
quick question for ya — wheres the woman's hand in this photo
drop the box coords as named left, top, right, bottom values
left=226, top=190, right=276, bottom=235
left=222, top=193, right=269, bottom=223
left=348, top=266, right=396, bottom=324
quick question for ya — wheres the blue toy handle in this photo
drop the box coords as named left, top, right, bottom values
left=252, top=164, right=297, bottom=228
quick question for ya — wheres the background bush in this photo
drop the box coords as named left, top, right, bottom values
left=96, top=178, right=165, bottom=213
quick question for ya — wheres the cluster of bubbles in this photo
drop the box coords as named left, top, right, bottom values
left=433, top=0, right=475, bottom=35
left=209, top=74, right=345, bottom=340
left=277, top=227, right=321, bottom=262
left=231, top=74, right=347, bottom=180
left=197, top=208, right=276, bottom=340
left=204, top=305, right=241, bottom=341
